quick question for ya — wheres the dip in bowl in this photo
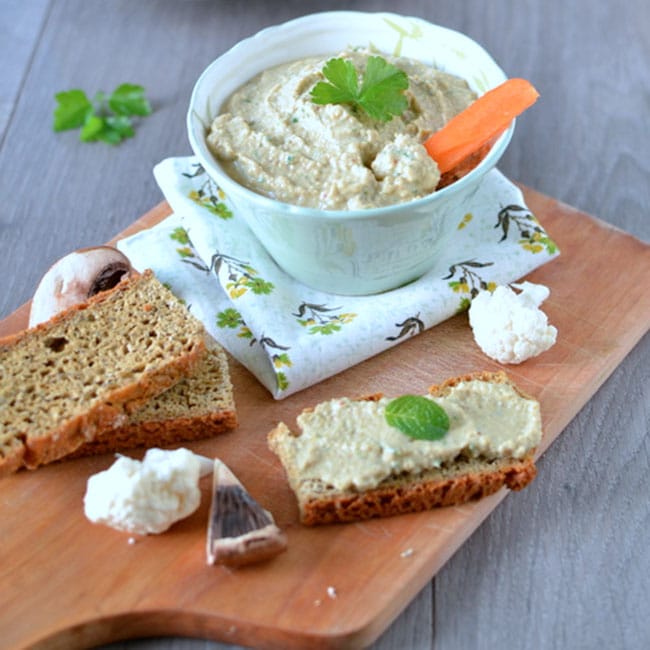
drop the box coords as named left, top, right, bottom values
left=206, top=48, right=477, bottom=210
left=188, top=11, right=513, bottom=295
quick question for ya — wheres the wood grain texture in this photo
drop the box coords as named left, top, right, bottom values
left=1, top=1, right=648, bottom=649
left=0, top=192, right=648, bottom=650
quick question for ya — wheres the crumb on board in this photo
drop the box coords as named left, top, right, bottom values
left=400, top=547, right=414, bottom=558
left=327, top=585, right=338, bottom=599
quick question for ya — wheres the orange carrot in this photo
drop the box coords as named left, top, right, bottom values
left=424, top=78, right=539, bottom=174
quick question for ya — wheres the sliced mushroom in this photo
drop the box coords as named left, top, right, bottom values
left=207, top=459, right=287, bottom=567
left=29, top=246, right=133, bottom=328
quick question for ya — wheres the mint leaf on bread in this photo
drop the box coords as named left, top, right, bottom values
left=385, top=395, right=449, bottom=440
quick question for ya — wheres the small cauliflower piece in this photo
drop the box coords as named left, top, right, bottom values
left=83, top=448, right=202, bottom=535
left=468, top=281, right=557, bottom=364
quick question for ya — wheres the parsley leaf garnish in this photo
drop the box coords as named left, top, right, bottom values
left=53, top=84, right=152, bottom=145
left=108, top=83, right=152, bottom=117
left=53, top=90, right=93, bottom=131
left=310, top=56, right=409, bottom=122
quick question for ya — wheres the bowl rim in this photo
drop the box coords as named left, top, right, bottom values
left=186, top=10, right=514, bottom=221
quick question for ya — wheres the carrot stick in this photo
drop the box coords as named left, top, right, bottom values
left=424, top=78, right=539, bottom=174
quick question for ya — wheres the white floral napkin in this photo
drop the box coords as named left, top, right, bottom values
left=117, top=157, right=559, bottom=399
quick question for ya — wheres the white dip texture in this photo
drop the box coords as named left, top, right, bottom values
left=288, top=377, right=542, bottom=491
left=207, top=49, right=476, bottom=210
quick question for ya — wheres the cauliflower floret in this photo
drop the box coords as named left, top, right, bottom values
left=83, top=448, right=202, bottom=535
left=468, top=281, right=557, bottom=364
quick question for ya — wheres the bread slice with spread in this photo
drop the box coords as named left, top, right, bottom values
left=268, top=371, right=541, bottom=525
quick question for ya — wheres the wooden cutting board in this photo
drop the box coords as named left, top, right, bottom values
left=1, top=186, right=649, bottom=650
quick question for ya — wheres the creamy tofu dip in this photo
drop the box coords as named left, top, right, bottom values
left=206, top=49, right=476, bottom=210
left=286, top=378, right=542, bottom=491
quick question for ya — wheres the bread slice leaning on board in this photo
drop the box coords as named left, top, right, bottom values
left=0, top=270, right=210, bottom=476
left=268, top=371, right=541, bottom=525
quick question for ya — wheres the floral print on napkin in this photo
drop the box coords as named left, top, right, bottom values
left=117, top=157, right=559, bottom=399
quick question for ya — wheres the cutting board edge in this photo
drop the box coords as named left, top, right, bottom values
left=14, top=603, right=412, bottom=650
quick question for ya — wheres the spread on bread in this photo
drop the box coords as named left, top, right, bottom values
left=268, top=371, right=541, bottom=525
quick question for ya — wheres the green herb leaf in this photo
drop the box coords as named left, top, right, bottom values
left=53, top=89, right=93, bottom=131
left=385, top=395, right=450, bottom=441
left=105, top=115, right=135, bottom=138
left=311, top=56, right=409, bottom=122
left=311, top=58, right=360, bottom=105
left=79, top=114, right=105, bottom=142
left=108, top=83, right=152, bottom=117
left=96, top=127, right=124, bottom=145
left=359, top=56, right=409, bottom=122
left=53, top=84, right=151, bottom=145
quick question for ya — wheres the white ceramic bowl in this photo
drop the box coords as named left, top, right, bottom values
left=187, top=11, right=513, bottom=295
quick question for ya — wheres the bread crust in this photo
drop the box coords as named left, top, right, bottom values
left=292, top=456, right=536, bottom=525
left=268, top=371, right=539, bottom=525
left=65, top=410, right=238, bottom=459
left=427, top=369, right=533, bottom=400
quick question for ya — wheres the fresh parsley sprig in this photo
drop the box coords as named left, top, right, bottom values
left=53, top=84, right=152, bottom=145
left=310, top=56, right=409, bottom=122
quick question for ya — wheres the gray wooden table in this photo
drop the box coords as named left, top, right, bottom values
left=2, top=1, right=649, bottom=649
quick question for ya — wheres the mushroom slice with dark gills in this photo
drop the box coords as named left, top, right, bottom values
left=29, top=246, right=133, bottom=328
left=207, top=459, right=287, bottom=567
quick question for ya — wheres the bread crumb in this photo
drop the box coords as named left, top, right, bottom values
left=400, top=548, right=414, bottom=558
left=128, top=537, right=137, bottom=545
left=314, top=599, right=322, bottom=607
left=327, top=586, right=337, bottom=599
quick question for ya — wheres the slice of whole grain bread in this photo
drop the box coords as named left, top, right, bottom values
left=0, top=270, right=207, bottom=476
left=66, top=338, right=237, bottom=458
